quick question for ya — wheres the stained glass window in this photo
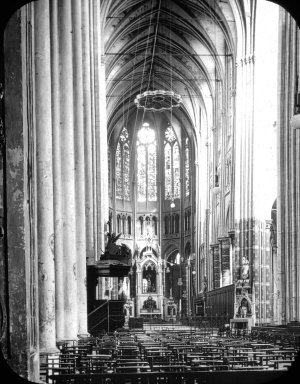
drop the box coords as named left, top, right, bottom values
left=164, top=143, right=172, bottom=198
left=173, top=142, right=180, bottom=198
left=165, top=125, right=176, bottom=142
left=164, top=125, right=181, bottom=199
left=148, top=144, right=157, bottom=201
left=137, top=145, right=146, bottom=201
left=185, top=138, right=190, bottom=196
left=123, top=143, right=130, bottom=200
left=120, top=126, right=128, bottom=142
left=115, top=127, right=131, bottom=200
left=136, top=123, right=157, bottom=202
left=116, top=142, right=122, bottom=199
left=138, top=123, right=155, bottom=144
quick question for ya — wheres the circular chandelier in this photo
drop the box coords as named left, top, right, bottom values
left=134, top=90, right=182, bottom=112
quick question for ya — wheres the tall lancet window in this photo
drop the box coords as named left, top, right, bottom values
left=115, top=127, right=131, bottom=200
left=136, top=123, right=157, bottom=202
left=164, top=125, right=181, bottom=199
left=185, top=138, right=190, bottom=196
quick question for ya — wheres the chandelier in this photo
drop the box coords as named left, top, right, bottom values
left=134, top=90, right=182, bottom=112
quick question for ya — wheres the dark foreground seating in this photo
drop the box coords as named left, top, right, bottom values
left=42, top=328, right=299, bottom=384
left=49, top=370, right=289, bottom=384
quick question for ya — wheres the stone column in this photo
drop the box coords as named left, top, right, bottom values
left=277, top=11, right=300, bottom=323
left=58, top=0, right=78, bottom=340
left=72, top=0, right=88, bottom=337
left=233, top=49, right=256, bottom=308
left=89, top=0, right=98, bottom=260
left=252, top=1, right=280, bottom=324
left=296, top=124, right=300, bottom=322
left=93, top=0, right=109, bottom=257
left=136, top=264, right=142, bottom=316
left=34, top=0, right=57, bottom=353
left=157, top=260, right=163, bottom=315
left=50, top=0, right=64, bottom=342
left=82, top=0, right=95, bottom=265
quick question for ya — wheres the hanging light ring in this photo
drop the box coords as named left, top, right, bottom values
left=134, top=90, right=182, bottom=112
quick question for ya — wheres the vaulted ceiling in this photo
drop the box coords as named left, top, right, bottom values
left=103, top=0, right=245, bottom=140
left=0, top=1, right=298, bottom=141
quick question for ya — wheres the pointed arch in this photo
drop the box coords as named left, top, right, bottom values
left=127, top=216, right=132, bottom=235
left=122, top=215, right=126, bottom=234
left=117, top=214, right=121, bottom=234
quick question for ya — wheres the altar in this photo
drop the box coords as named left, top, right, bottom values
left=135, top=247, right=164, bottom=318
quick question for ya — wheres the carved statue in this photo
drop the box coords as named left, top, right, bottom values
left=146, top=231, right=153, bottom=251
left=241, top=256, right=249, bottom=280
left=238, top=298, right=252, bottom=318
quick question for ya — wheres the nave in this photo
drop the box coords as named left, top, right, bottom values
left=41, top=325, right=299, bottom=384
left=1, top=0, right=300, bottom=382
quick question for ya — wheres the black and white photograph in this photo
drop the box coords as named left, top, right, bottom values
left=0, top=1, right=300, bottom=383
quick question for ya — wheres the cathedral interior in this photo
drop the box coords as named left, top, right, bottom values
left=0, top=0, right=300, bottom=382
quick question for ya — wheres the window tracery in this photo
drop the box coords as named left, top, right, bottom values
left=116, top=127, right=131, bottom=200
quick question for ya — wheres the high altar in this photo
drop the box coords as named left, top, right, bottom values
left=134, top=244, right=164, bottom=319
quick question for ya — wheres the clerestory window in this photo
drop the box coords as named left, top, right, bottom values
left=116, top=127, right=131, bottom=200
left=136, top=123, right=157, bottom=202
left=164, top=125, right=181, bottom=199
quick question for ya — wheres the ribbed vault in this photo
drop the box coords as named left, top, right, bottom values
left=103, top=0, right=241, bottom=141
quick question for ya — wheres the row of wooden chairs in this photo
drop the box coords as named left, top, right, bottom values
left=42, top=328, right=298, bottom=382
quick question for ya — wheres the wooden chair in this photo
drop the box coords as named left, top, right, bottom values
left=269, top=359, right=293, bottom=369
left=152, top=364, right=187, bottom=372
left=192, top=364, right=229, bottom=371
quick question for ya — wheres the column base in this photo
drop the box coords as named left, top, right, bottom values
left=77, top=333, right=90, bottom=338
left=56, top=337, right=79, bottom=348
left=40, top=346, right=60, bottom=355
left=61, top=338, right=78, bottom=346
